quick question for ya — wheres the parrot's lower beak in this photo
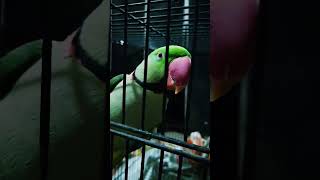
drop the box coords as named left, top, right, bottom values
left=167, top=75, right=185, bottom=94
left=167, top=56, right=192, bottom=94
left=175, top=85, right=185, bottom=94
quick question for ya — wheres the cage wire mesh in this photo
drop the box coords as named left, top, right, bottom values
left=109, top=0, right=210, bottom=179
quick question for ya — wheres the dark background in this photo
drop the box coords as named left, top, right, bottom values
left=213, top=1, right=320, bottom=179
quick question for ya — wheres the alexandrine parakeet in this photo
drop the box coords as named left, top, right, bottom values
left=0, top=40, right=42, bottom=99
left=0, top=13, right=192, bottom=180
left=0, top=0, right=192, bottom=179
left=0, top=39, right=108, bottom=180
left=0, top=40, right=191, bottom=180
left=0, top=0, right=110, bottom=179
left=0, top=0, right=142, bottom=99
left=110, top=45, right=192, bottom=166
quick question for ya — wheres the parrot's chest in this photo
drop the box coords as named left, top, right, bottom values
left=110, top=76, right=165, bottom=130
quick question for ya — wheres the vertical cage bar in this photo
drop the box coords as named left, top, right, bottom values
left=105, top=0, right=112, bottom=178
left=210, top=140, right=213, bottom=179
left=0, top=0, right=5, bottom=27
left=122, top=0, right=129, bottom=179
left=158, top=150, right=165, bottom=180
left=176, top=156, right=183, bottom=180
left=209, top=0, right=213, bottom=178
left=238, top=74, right=249, bottom=179
left=177, top=0, right=200, bottom=178
left=40, top=39, right=52, bottom=180
left=139, top=0, right=152, bottom=178
left=110, top=134, right=114, bottom=175
left=0, top=0, right=5, bottom=52
left=0, top=0, right=4, bottom=23
left=159, top=0, right=171, bottom=179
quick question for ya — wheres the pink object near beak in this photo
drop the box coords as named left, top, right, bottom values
left=167, top=56, right=192, bottom=94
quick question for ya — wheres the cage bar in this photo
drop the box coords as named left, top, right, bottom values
left=138, top=0, right=152, bottom=178
left=111, top=4, right=209, bottom=16
left=111, top=12, right=209, bottom=22
left=106, top=0, right=112, bottom=178
left=40, top=39, right=52, bottom=180
left=177, top=0, right=191, bottom=176
left=112, top=18, right=209, bottom=25
left=178, top=0, right=200, bottom=178
left=111, top=3, right=179, bottom=44
left=110, top=129, right=210, bottom=165
left=121, top=0, right=130, bottom=179
left=0, top=0, right=6, bottom=53
left=111, top=121, right=210, bottom=153
left=0, top=0, right=4, bottom=24
left=110, top=134, right=114, bottom=173
left=158, top=0, right=172, bottom=179
left=112, top=0, right=167, bottom=8
left=111, top=23, right=209, bottom=29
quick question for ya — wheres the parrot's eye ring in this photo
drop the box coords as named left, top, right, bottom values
left=157, top=53, right=163, bottom=59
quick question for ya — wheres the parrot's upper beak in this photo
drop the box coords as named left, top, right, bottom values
left=167, top=56, right=192, bottom=94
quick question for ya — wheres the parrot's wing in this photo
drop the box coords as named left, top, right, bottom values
left=0, top=40, right=42, bottom=100
left=109, top=74, right=124, bottom=93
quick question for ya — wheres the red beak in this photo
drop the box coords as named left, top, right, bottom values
left=167, top=56, right=192, bottom=94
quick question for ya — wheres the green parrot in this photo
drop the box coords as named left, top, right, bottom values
left=0, top=0, right=192, bottom=179
left=0, top=39, right=108, bottom=180
left=0, top=0, right=144, bottom=98
left=0, top=1, right=110, bottom=179
left=110, top=45, right=192, bottom=166
left=0, top=40, right=191, bottom=179
left=0, top=40, right=42, bottom=100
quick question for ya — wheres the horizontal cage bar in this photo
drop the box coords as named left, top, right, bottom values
left=112, top=0, right=167, bottom=8
left=111, top=11, right=209, bottom=22
left=110, top=3, right=179, bottom=44
left=111, top=4, right=209, bottom=16
left=111, top=121, right=210, bottom=153
left=110, top=129, right=210, bottom=165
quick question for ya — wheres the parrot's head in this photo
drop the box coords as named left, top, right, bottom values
left=135, top=45, right=192, bottom=94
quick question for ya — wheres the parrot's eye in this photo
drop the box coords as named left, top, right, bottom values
left=157, top=53, right=163, bottom=60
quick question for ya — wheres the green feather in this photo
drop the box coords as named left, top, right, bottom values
left=110, top=45, right=191, bottom=167
left=134, top=45, right=191, bottom=83
left=0, top=40, right=191, bottom=176
left=109, top=74, right=123, bottom=92
left=0, top=40, right=42, bottom=100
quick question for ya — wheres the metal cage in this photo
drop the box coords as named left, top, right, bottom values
left=109, top=0, right=210, bottom=179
